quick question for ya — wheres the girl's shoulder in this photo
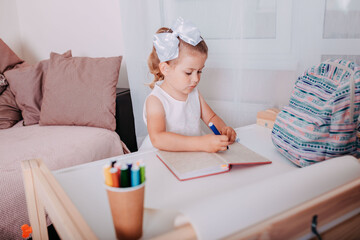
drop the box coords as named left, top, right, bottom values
left=146, top=94, right=161, bottom=104
left=145, top=94, right=165, bottom=114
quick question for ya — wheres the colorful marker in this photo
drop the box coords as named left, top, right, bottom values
left=131, top=165, right=140, bottom=186
left=103, top=164, right=113, bottom=187
left=111, top=160, right=116, bottom=167
left=139, top=161, right=146, bottom=183
left=209, top=122, right=229, bottom=150
left=126, top=161, right=132, bottom=170
left=114, top=161, right=121, bottom=171
left=103, top=161, right=145, bottom=188
left=127, top=161, right=133, bottom=185
left=120, top=164, right=130, bottom=188
left=110, top=167, right=120, bottom=187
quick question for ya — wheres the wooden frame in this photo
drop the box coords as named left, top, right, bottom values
left=22, top=159, right=360, bottom=240
left=21, top=159, right=97, bottom=240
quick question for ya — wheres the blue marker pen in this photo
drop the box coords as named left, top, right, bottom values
left=131, top=165, right=140, bottom=187
left=208, top=122, right=229, bottom=149
left=126, top=161, right=133, bottom=184
left=126, top=161, right=132, bottom=170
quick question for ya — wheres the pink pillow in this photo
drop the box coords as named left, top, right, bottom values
left=0, top=39, right=23, bottom=73
left=5, top=51, right=72, bottom=126
left=39, top=53, right=122, bottom=131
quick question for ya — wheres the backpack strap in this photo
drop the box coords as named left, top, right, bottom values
left=325, top=60, right=355, bottom=123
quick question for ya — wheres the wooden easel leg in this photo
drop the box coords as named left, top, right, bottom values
left=21, top=160, right=49, bottom=240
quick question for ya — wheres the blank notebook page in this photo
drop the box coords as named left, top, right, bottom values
left=157, top=151, right=225, bottom=175
left=216, top=143, right=270, bottom=164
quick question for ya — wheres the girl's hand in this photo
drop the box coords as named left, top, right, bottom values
left=201, top=134, right=229, bottom=153
left=221, top=126, right=237, bottom=144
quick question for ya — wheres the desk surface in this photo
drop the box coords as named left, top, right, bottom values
left=53, top=124, right=360, bottom=239
left=53, top=124, right=296, bottom=239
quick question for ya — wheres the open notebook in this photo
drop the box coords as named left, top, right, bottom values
left=157, top=143, right=272, bottom=181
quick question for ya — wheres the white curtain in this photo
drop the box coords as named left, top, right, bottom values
left=119, top=0, right=360, bottom=148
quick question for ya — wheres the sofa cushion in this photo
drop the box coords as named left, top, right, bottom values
left=5, top=51, right=72, bottom=126
left=0, top=39, right=23, bottom=73
left=0, top=87, right=22, bottom=129
left=0, top=39, right=23, bottom=129
left=39, top=53, right=122, bottom=131
left=0, top=122, right=125, bottom=239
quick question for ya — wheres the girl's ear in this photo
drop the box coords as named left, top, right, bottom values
left=159, top=62, right=170, bottom=76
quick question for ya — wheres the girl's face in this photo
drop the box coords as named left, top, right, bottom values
left=161, top=48, right=207, bottom=101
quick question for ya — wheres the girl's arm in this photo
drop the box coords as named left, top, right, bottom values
left=146, top=95, right=228, bottom=152
left=199, top=92, right=237, bottom=143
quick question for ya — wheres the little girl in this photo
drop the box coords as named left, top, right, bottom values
left=140, top=17, right=237, bottom=152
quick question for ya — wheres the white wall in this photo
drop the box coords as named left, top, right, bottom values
left=14, top=0, right=129, bottom=87
left=119, top=0, right=360, bottom=146
left=0, top=0, right=23, bottom=58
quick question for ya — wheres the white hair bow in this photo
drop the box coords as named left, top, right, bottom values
left=153, top=17, right=203, bottom=63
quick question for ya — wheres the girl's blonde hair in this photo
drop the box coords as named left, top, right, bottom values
left=147, top=27, right=208, bottom=89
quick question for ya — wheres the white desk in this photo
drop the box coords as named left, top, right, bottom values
left=52, top=124, right=360, bottom=239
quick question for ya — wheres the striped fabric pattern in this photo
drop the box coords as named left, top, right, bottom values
left=271, top=59, right=360, bottom=167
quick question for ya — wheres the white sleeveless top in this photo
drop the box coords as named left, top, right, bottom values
left=140, top=81, right=203, bottom=151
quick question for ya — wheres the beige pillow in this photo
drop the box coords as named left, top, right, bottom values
left=5, top=51, right=72, bottom=125
left=39, top=53, right=122, bottom=131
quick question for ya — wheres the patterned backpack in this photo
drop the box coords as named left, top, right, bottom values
left=271, top=59, right=360, bottom=167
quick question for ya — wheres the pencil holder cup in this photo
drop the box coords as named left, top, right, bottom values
left=105, top=182, right=145, bottom=240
